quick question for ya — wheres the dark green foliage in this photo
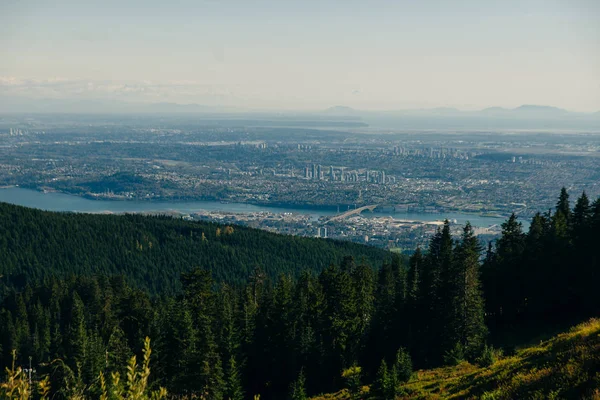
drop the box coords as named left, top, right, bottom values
left=341, top=365, right=362, bottom=399
left=482, top=189, right=600, bottom=344
left=289, top=368, right=308, bottom=400
left=373, top=360, right=392, bottom=399
left=449, top=223, right=487, bottom=360
left=0, top=188, right=598, bottom=399
left=443, top=343, right=465, bottom=366
left=394, top=347, right=413, bottom=383
left=225, top=356, right=244, bottom=400
left=476, top=344, right=502, bottom=368
left=0, top=202, right=387, bottom=294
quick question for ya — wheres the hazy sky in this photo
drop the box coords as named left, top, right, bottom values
left=1, top=0, right=599, bottom=111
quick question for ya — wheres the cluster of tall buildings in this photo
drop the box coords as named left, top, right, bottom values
left=9, top=128, right=26, bottom=136
left=393, top=145, right=474, bottom=160
left=316, top=227, right=328, bottom=238
left=304, top=164, right=390, bottom=185
left=305, top=164, right=324, bottom=180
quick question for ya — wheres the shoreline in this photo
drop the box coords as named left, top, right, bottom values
left=0, top=186, right=515, bottom=222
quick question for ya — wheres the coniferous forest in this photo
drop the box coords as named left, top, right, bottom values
left=1, top=188, right=600, bottom=399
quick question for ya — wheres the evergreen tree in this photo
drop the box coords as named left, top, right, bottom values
left=67, top=292, right=87, bottom=372
left=449, top=223, right=487, bottom=360
left=319, top=263, right=357, bottom=388
left=485, top=214, right=526, bottom=323
left=106, top=326, right=131, bottom=376
left=373, top=359, right=392, bottom=399
left=289, top=368, right=308, bottom=400
left=572, top=191, right=591, bottom=239
left=556, top=187, right=571, bottom=222
left=366, top=262, right=396, bottom=373
left=405, top=248, right=422, bottom=349
left=394, top=347, right=413, bottom=383
left=293, top=270, right=323, bottom=393
left=418, top=221, right=453, bottom=365
left=225, top=355, right=244, bottom=400
left=350, top=261, right=374, bottom=361
left=181, top=269, right=225, bottom=398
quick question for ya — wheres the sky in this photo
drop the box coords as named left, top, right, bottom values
left=1, top=0, right=599, bottom=112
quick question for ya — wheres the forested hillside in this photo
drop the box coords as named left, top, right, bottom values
left=0, top=202, right=387, bottom=294
left=1, top=188, right=599, bottom=399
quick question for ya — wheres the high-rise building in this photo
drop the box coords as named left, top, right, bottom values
left=317, top=164, right=322, bottom=180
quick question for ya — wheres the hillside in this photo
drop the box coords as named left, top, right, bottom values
left=0, top=201, right=388, bottom=294
left=311, top=318, right=600, bottom=399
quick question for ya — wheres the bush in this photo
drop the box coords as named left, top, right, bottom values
left=444, top=343, right=465, bottom=366
left=341, top=365, right=362, bottom=399
left=477, top=344, right=503, bottom=367
left=1, top=338, right=166, bottom=400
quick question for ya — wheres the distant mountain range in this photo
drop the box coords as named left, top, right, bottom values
left=1, top=97, right=598, bottom=130
left=318, top=104, right=600, bottom=131
left=2, top=95, right=597, bottom=117
left=322, top=104, right=597, bottom=119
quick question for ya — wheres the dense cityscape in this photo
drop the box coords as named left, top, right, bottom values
left=1, top=114, right=598, bottom=249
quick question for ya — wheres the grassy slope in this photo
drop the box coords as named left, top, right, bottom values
left=312, top=319, right=600, bottom=400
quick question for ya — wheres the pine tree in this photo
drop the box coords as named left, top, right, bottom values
left=405, top=248, right=422, bottom=350
left=556, top=187, right=571, bottom=222
left=350, top=261, right=374, bottom=361
left=488, top=214, right=526, bottom=323
left=523, top=212, right=550, bottom=318
left=289, top=368, right=308, bottom=400
left=293, top=270, right=323, bottom=393
left=14, top=293, right=30, bottom=359
left=570, top=192, right=592, bottom=314
left=319, top=263, right=357, bottom=386
left=418, top=221, right=453, bottom=365
left=572, top=191, right=591, bottom=239
left=225, top=355, right=244, bottom=400
left=366, top=262, right=396, bottom=372
left=67, top=292, right=87, bottom=373
left=394, top=347, right=413, bottom=383
left=181, top=269, right=225, bottom=398
left=373, top=359, right=392, bottom=399
left=450, top=223, right=487, bottom=360
left=106, top=326, right=131, bottom=375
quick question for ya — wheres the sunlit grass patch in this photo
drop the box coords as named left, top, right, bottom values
left=311, top=318, right=600, bottom=399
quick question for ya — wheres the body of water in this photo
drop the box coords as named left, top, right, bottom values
left=0, top=187, right=513, bottom=228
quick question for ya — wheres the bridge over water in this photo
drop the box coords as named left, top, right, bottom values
left=327, top=205, right=378, bottom=222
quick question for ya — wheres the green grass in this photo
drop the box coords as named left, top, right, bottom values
left=312, top=318, right=600, bottom=400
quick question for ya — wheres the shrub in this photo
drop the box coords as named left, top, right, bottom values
left=444, top=343, right=465, bottom=366
left=1, top=338, right=166, bottom=400
left=477, top=345, right=503, bottom=367
left=341, top=365, right=362, bottom=398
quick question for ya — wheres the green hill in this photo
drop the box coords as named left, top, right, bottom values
left=311, top=318, right=600, bottom=399
left=0, top=201, right=388, bottom=294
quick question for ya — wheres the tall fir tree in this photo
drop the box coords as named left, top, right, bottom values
left=449, top=223, right=487, bottom=360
